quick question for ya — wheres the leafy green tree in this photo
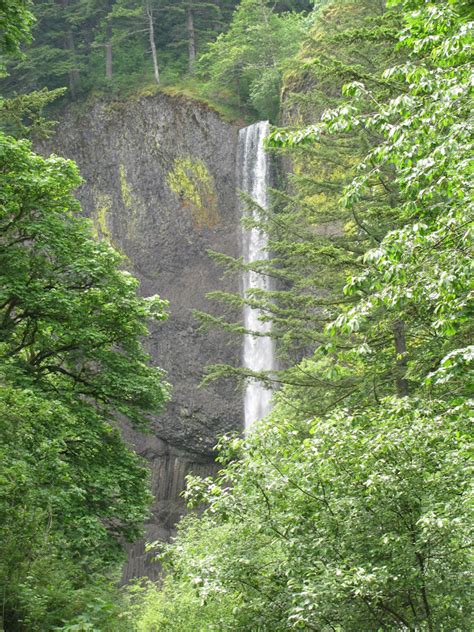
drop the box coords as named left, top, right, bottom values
left=132, top=397, right=472, bottom=631
left=0, top=0, right=34, bottom=73
left=153, top=0, right=239, bottom=75
left=327, top=0, right=473, bottom=399
left=200, top=0, right=307, bottom=119
left=0, top=136, right=168, bottom=423
left=270, top=0, right=472, bottom=400
left=0, top=7, right=169, bottom=628
left=0, top=387, right=144, bottom=630
left=0, top=131, right=169, bottom=629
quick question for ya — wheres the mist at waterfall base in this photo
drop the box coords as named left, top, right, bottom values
left=238, top=121, right=277, bottom=433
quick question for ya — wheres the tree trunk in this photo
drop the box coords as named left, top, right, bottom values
left=62, top=0, right=79, bottom=99
left=146, top=1, right=160, bottom=84
left=187, top=4, right=196, bottom=73
left=393, top=320, right=409, bottom=397
left=105, top=42, right=113, bottom=79
left=66, top=31, right=80, bottom=99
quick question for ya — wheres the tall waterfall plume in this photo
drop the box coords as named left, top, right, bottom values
left=238, top=121, right=276, bottom=433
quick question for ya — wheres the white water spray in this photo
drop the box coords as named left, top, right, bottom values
left=238, top=121, right=276, bottom=433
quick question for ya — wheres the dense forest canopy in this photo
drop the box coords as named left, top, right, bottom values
left=1, top=0, right=472, bottom=629
left=1, top=0, right=313, bottom=115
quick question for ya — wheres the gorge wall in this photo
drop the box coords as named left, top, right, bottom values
left=44, top=93, right=243, bottom=579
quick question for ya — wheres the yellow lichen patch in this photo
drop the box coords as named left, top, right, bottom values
left=344, top=219, right=357, bottom=236
left=92, top=193, right=113, bottom=241
left=166, top=156, right=220, bottom=229
left=119, top=164, right=133, bottom=209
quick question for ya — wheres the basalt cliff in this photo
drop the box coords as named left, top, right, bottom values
left=45, top=93, right=243, bottom=579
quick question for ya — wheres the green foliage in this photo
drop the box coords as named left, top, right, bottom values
left=0, top=131, right=169, bottom=629
left=126, top=575, right=238, bottom=631
left=329, top=0, right=473, bottom=395
left=0, top=0, right=34, bottom=73
left=0, top=5, right=171, bottom=630
left=201, top=0, right=404, bottom=398
left=129, top=0, right=473, bottom=629
left=0, top=86, right=66, bottom=137
left=0, top=134, right=169, bottom=425
left=1, top=1, right=472, bottom=629
left=269, top=0, right=473, bottom=398
left=0, top=0, right=244, bottom=101
left=0, top=0, right=313, bottom=114
left=133, top=398, right=473, bottom=630
left=0, top=387, right=138, bottom=630
left=199, top=0, right=308, bottom=120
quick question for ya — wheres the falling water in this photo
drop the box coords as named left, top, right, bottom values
left=238, top=121, right=276, bottom=433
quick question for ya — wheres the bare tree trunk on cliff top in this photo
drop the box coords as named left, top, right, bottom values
left=105, top=20, right=113, bottom=79
left=146, top=1, right=160, bottom=84
left=105, top=41, right=113, bottom=79
left=65, top=30, right=80, bottom=98
left=187, top=4, right=196, bottom=73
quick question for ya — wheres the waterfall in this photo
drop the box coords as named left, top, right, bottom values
left=238, top=121, right=276, bottom=433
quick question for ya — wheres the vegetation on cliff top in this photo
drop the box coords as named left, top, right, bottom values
left=0, top=0, right=314, bottom=121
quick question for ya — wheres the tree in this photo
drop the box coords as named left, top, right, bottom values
left=0, top=136, right=169, bottom=424
left=0, top=6, right=169, bottom=627
left=3, top=0, right=83, bottom=98
left=199, top=0, right=307, bottom=119
left=0, top=387, right=145, bottom=630
left=131, top=398, right=472, bottom=630
left=269, top=0, right=472, bottom=401
left=0, top=86, right=66, bottom=137
left=161, top=0, right=234, bottom=74
left=0, top=0, right=34, bottom=74
left=103, top=0, right=161, bottom=83
left=199, top=0, right=405, bottom=411
left=326, top=0, right=473, bottom=400
left=0, top=0, right=242, bottom=98
left=0, top=132, right=169, bottom=628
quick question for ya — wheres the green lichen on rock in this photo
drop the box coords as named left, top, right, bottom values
left=119, top=164, right=133, bottom=209
left=92, top=192, right=113, bottom=241
left=166, top=156, right=220, bottom=229
left=118, top=164, right=147, bottom=236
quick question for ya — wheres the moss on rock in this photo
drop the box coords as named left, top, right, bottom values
left=166, top=156, right=220, bottom=229
left=92, top=192, right=113, bottom=241
left=119, top=164, right=134, bottom=209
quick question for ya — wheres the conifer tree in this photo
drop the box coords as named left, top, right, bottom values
left=200, top=0, right=406, bottom=412
left=127, top=2, right=473, bottom=627
left=104, top=0, right=162, bottom=83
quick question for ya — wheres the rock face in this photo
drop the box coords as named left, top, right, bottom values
left=45, top=93, right=243, bottom=579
